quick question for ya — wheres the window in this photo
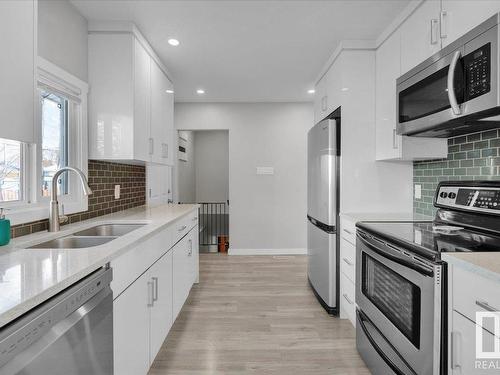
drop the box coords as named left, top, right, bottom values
left=0, top=138, right=23, bottom=202
left=40, top=91, right=69, bottom=197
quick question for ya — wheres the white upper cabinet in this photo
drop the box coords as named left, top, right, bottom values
left=441, top=0, right=500, bottom=47
left=375, top=28, right=447, bottom=161
left=88, top=23, right=174, bottom=165
left=314, top=74, right=328, bottom=124
left=0, top=0, right=35, bottom=143
left=400, top=0, right=442, bottom=75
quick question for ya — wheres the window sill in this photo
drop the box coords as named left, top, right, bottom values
left=7, top=198, right=88, bottom=226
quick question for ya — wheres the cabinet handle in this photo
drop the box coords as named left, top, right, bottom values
left=178, top=225, right=187, bottom=232
left=440, top=11, right=448, bottom=39
left=321, top=96, right=328, bottom=112
left=342, top=293, right=354, bottom=305
left=149, top=138, right=154, bottom=155
left=476, top=300, right=500, bottom=313
left=192, top=216, right=198, bottom=222
left=162, top=143, right=168, bottom=158
left=451, top=331, right=462, bottom=369
left=343, top=228, right=353, bottom=235
left=152, top=277, right=159, bottom=302
left=342, top=257, right=354, bottom=266
left=147, top=280, right=154, bottom=307
left=430, top=19, right=439, bottom=45
left=188, top=239, right=193, bottom=256
left=392, top=128, right=398, bottom=149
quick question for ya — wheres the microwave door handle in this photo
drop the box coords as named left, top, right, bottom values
left=447, top=50, right=462, bottom=115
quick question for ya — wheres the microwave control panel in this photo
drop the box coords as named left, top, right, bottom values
left=464, top=43, right=491, bottom=100
left=436, top=185, right=500, bottom=214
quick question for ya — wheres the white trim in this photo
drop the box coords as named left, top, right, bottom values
left=228, top=248, right=307, bottom=256
left=315, top=40, right=376, bottom=85
left=88, top=20, right=173, bottom=83
left=375, top=0, right=424, bottom=47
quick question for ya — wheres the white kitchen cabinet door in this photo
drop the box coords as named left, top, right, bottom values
left=0, top=0, right=35, bottom=143
left=114, top=272, right=151, bottom=375
left=187, top=226, right=200, bottom=284
left=450, top=311, right=498, bottom=375
left=172, top=235, right=191, bottom=319
left=314, top=76, right=328, bottom=124
left=401, top=0, right=441, bottom=75
left=149, top=251, right=173, bottom=364
left=133, top=38, right=151, bottom=162
left=441, top=1, right=500, bottom=47
left=325, top=60, right=342, bottom=115
left=150, top=59, right=165, bottom=164
left=376, top=29, right=402, bottom=160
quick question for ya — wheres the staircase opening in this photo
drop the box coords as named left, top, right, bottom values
left=177, top=130, right=229, bottom=253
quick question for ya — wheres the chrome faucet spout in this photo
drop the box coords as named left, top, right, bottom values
left=49, top=167, right=92, bottom=232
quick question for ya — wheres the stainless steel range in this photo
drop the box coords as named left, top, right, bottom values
left=355, top=180, right=500, bottom=375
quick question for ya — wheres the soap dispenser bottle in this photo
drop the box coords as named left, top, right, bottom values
left=0, top=208, right=11, bottom=246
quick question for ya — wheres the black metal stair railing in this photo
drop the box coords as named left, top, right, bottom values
left=198, top=202, right=229, bottom=250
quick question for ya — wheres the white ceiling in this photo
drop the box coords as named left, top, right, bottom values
left=71, top=0, right=410, bottom=102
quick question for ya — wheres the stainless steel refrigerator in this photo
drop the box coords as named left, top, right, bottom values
left=307, top=115, right=340, bottom=315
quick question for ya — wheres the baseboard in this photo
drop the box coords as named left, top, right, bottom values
left=228, top=248, right=307, bottom=255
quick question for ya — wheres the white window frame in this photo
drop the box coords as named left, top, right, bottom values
left=7, top=57, right=89, bottom=226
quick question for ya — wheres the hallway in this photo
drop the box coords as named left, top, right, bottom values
left=148, top=254, right=369, bottom=375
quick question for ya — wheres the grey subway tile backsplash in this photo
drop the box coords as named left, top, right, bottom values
left=413, top=128, right=500, bottom=217
left=11, top=160, right=146, bottom=238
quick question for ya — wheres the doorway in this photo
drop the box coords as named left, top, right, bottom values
left=177, top=130, right=229, bottom=253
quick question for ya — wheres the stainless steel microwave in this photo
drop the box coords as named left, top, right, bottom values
left=397, top=13, right=500, bottom=137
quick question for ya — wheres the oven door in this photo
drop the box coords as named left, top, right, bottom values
left=356, top=231, right=441, bottom=375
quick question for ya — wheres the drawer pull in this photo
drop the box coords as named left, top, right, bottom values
left=476, top=300, right=500, bottom=313
left=342, top=293, right=354, bottom=305
left=178, top=225, right=187, bottom=232
left=342, top=257, right=354, bottom=266
left=343, top=229, right=353, bottom=235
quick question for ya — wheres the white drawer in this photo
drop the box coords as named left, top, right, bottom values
left=452, top=265, right=500, bottom=323
left=340, top=272, right=356, bottom=327
left=173, top=210, right=198, bottom=245
left=340, top=218, right=356, bottom=245
left=340, top=237, right=356, bottom=283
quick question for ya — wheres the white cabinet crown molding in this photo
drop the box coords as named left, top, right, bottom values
left=315, top=40, right=377, bottom=85
left=88, top=20, right=173, bottom=83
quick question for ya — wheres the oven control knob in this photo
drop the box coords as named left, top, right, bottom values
left=448, top=192, right=457, bottom=199
left=440, top=192, right=448, bottom=199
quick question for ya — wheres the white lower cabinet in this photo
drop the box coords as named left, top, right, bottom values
left=339, top=217, right=357, bottom=327
left=114, top=271, right=151, bottom=375
left=112, top=212, right=199, bottom=375
left=149, top=251, right=174, bottom=363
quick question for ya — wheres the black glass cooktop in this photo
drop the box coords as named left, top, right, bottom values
left=356, top=221, right=500, bottom=261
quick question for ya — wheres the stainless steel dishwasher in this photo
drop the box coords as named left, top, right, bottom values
left=0, top=267, right=113, bottom=375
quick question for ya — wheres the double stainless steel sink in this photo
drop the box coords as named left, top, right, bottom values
left=29, top=224, right=145, bottom=249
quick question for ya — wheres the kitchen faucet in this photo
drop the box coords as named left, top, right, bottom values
left=49, top=167, right=93, bottom=232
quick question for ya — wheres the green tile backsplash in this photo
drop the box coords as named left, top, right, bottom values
left=413, top=128, right=500, bottom=217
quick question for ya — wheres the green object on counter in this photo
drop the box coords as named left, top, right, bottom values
left=0, top=208, right=10, bottom=246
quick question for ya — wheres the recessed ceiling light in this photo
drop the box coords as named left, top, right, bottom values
left=168, top=38, right=180, bottom=46
left=307, top=89, right=315, bottom=94
left=166, top=89, right=174, bottom=94
left=196, top=89, right=205, bottom=94
left=341, top=87, right=349, bottom=92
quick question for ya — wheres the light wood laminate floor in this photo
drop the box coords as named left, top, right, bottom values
left=148, top=254, right=370, bottom=375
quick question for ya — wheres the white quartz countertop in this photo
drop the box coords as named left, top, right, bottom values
left=0, top=203, right=198, bottom=328
left=340, top=212, right=433, bottom=223
left=442, top=252, right=500, bottom=284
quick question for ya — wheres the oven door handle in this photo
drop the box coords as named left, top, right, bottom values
left=357, top=233, right=434, bottom=277
left=357, top=310, right=417, bottom=375
left=447, top=50, right=462, bottom=115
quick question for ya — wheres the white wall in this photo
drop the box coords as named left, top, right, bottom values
left=177, top=130, right=196, bottom=203
left=194, top=131, right=229, bottom=203
left=175, top=102, right=313, bottom=253
left=38, top=0, right=88, bottom=82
